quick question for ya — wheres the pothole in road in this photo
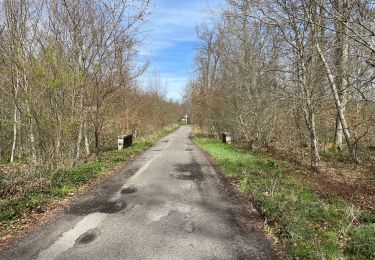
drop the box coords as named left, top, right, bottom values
left=176, top=173, right=196, bottom=180
left=121, top=186, right=137, bottom=194
left=185, top=148, right=194, bottom=151
left=66, top=200, right=127, bottom=215
left=175, top=160, right=204, bottom=182
left=99, top=201, right=127, bottom=214
left=153, top=149, right=162, bottom=152
left=181, top=221, right=195, bottom=233
left=76, top=229, right=98, bottom=245
left=163, top=140, right=169, bottom=143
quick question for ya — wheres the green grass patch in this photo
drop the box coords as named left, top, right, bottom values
left=346, top=225, right=375, bottom=259
left=0, top=128, right=176, bottom=225
left=321, top=147, right=351, bottom=162
left=194, top=137, right=375, bottom=259
left=177, top=121, right=189, bottom=126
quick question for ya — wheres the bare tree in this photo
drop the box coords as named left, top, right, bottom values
left=188, top=0, right=374, bottom=172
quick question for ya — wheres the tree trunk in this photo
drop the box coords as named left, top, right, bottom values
left=301, top=103, right=320, bottom=173
left=315, top=42, right=360, bottom=163
left=94, top=127, right=100, bottom=156
left=17, top=120, right=23, bottom=159
left=333, top=113, right=344, bottom=151
left=297, top=37, right=320, bottom=172
left=10, top=105, right=18, bottom=163
left=332, top=0, right=349, bottom=152
left=23, top=72, right=36, bottom=164
left=309, top=113, right=320, bottom=172
left=10, top=70, right=20, bottom=163
left=29, top=116, right=36, bottom=164
left=75, top=92, right=84, bottom=160
left=76, top=120, right=83, bottom=160
left=84, top=121, right=90, bottom=156
left=55, top=100, right=61, bottom=155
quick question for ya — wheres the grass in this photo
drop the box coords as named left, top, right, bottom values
left=0, top=162, right=107, bottom=223
left=176, top=121, right=189, bottom=126
left=0, top=128, right=175, bottom=226
left=321, top=147, right=351, bottom=162
left=194, top=137, right=375, bottom=259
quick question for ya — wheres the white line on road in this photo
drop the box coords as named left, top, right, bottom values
left=36, top=213, right=107, bottom=260
left=111, top=152, right=161, bottom=202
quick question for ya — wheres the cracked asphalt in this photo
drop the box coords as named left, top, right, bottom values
left=0, top=126, right=276, bottom=260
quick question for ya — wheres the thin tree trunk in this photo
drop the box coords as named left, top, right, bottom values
left=55, top=100, right=61, bottom=155
left=84, top=121, right=90, bottom=156
left=126, top=106, right=129, bottom=132
left=10, top=104, right=17, bottom=163
left=23, top=73, right=36, bottom=164
left=301, top=104, right=320, bottom=172
left=10, top=70, right=20, bottom=163
left=76, top=120, right=83, bottom=160
left=296, top=39, right=320, bottom=172
left=315, top=42, right=360, bottom=163
left=332, top=0, right=349, bottom=152
left=333, top=113, right=344, bottom=151
left=292, top=103, right=307, bottom=169
left=309, top=113, right=320, bottom=172
left=29, top=116, right=36, bottom=164
left=75, top=92, right=84, bottom=160
left=17, top=120, right=22, bottom=159
left=94, top=127, right=99, bottom=156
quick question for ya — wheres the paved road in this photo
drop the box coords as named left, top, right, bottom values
left=1, top=126, right=276, bottom=260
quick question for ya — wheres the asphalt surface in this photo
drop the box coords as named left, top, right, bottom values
left=0, top=126, right=276, bottom=260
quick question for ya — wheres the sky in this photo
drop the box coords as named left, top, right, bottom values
left=139, top=0, right=224, bottom=101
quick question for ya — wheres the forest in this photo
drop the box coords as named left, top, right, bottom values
left=0, top=0, right=180, bottom=168
left=188, top=0, right=375, bottom=172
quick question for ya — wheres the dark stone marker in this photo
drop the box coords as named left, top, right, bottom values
left=222, top=132, right=232, bottom=144
left=118, top=134, right=133, bottom=150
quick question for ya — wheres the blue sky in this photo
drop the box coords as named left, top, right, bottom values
left=139, top=0, right=224, bottom=101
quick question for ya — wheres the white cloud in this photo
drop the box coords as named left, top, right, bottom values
left=141, top=0, right=223, bottom=54
left=139, top=0, right=225, bottom=99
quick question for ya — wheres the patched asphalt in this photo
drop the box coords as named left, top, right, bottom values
left=0, top=126, right=277, bottom=260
